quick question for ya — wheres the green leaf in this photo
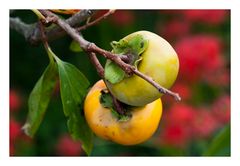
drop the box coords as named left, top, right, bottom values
left=202, top=124, right=230, bottom=156
left=104, top=60, right=125, bottom=84
left=69, top=40, right=83, bottom=52
left=67, top=111, right=93, bottom=155
left=22, top=62, right=58, bottom=137
left=55, top=58, right=93, bottom=155
left=105, top=34, right=149, bottom=84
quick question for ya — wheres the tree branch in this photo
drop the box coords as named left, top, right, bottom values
left=88, top=52, right=104, bottom=78
left=29, top=9, right=95, bottom=45
left=10, top=17, right=35, bottom=40
left=39, top=9, right=181, bottom=101
left=10, top=10, right=95, bottom=45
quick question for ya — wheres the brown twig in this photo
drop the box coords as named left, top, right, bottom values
left=133, top=69, right=181, bottom=101
left=76, top=10, right=115, bottom=31
left=38, top=21, right=48, bottom=49
left=39, top=10, right=181, bottom=101
left=88, top=52, right=104, bottom=78
left=10, top=17, right=35, bottom=40
left=111, top=93, right=125, bottom=115
left=86, top=43, right=134, bottom=75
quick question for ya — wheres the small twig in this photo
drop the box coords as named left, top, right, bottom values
left=133, top=69, right=181, bottom=101
left=88, top=52, right=104, bottom=78
left=38, top=21, right=55, bottom=63
left=10, top=9, right=95, bottom=45
left=38, top=21, right=49, bottom=51
left=86, top=43, right=134, bottom=75
left=66, top=10, right=94, bottom=27
left=10, top=17, right=35, bottom=40
left=111, top=93, right=125, bottom=115
left=77, top=10, right=115, bottom=31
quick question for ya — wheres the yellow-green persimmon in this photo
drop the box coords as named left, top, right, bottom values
left=105, top=31, right=179, bottom=106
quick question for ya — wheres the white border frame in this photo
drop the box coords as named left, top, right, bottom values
left=1, top=0, right=240, bottom=165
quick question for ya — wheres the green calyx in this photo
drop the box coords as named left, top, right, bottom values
left=104, top=34, right=149, bottom=84
left=99, top=89, right=132, bottom=122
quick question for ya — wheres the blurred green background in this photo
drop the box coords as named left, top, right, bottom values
left=10, top=10, right=230, bottom=156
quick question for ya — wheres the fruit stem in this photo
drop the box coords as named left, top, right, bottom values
left=88, top=52, right=104, bottom=78
left=31, top=9, right=46, bottom=20
left=111, top=93, right=125, bottom=115
left=38, top=21, right=55, bottom=63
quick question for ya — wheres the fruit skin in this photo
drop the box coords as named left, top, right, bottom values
left=84, top=80, right=162, bottom=145
left=106, top=31, right=179, bottom=106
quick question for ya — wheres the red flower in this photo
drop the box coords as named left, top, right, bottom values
left=10, top=119, right=22, bottom=142
left=110, top=10, right=134, bottom=26
left=205, top=69, right=230, bottom=87
left=162, top=82, right=191, bottom=104
left=56, top=134, right=82, bottom=156
left=172, top=83, right=191, bottom=101
left=192, top=109, right=219, bottom=138
left=10, top=89, right=21, bottom=112
left=166, top=104, right=196, bottom=124
left=157, top=19, right=190, bottom=41
left=175, top=35, right=224, bottom=83
left=212, top=95, right=230, bottom=124
left=182, top=10, right=228, bottom=25
left=160, top=124, right=192, bottom=148
left=160, top=104, right=196, bottom=147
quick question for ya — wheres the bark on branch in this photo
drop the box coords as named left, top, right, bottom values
left=10, top=17, right=35, bottom=40
left=10, top=10, right=95, bottom=45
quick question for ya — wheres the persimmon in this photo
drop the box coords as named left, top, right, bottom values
left=105, top=31, right=179, bottom=106
left=84, top=80, right=162, bottom=145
